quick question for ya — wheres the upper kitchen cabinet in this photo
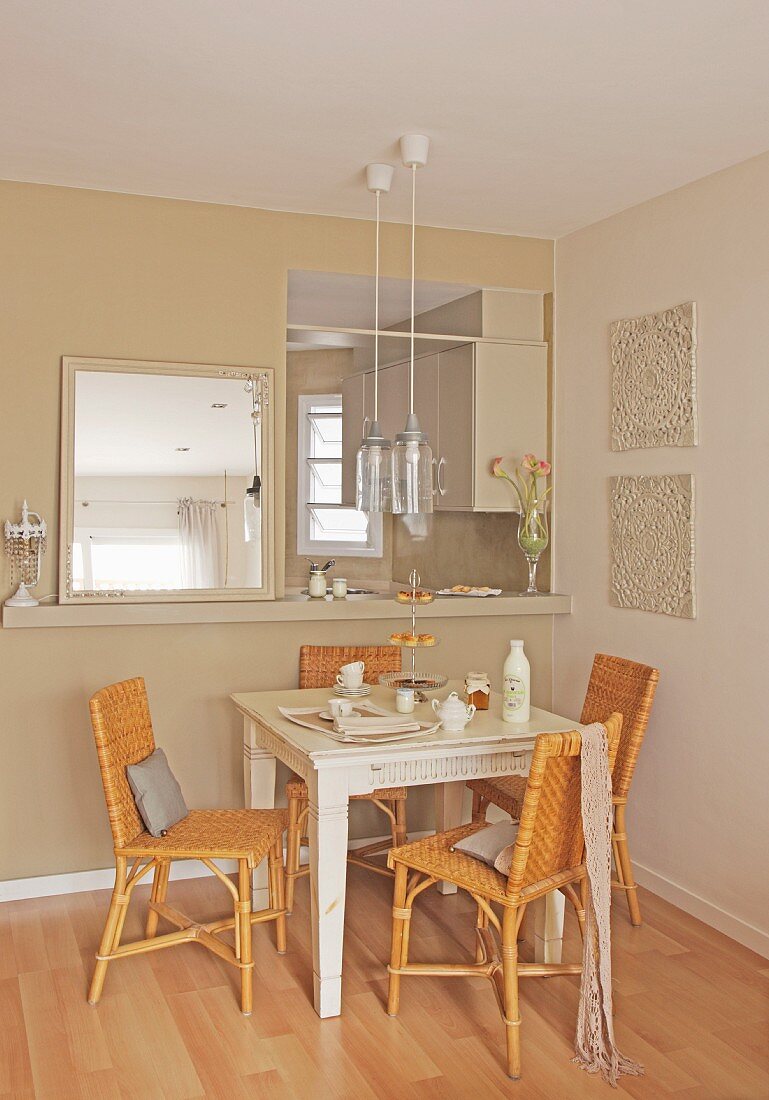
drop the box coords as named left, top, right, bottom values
left=341, top=339, right=548, bottom=512
left=432, top=341, right=548, bottom=511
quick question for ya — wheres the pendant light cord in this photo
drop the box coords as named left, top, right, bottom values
left=409, top=162, right=416, bottom=415
left=374, top=188, right=380, bottom=422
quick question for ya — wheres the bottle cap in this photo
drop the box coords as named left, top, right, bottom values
left=510, top=639, right=524, bottom=646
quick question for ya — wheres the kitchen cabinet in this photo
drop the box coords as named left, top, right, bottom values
left=341, top=340, right=547, bottom=511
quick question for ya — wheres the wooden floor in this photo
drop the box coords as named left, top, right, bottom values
left=1, top=867, right=767, bottom=1099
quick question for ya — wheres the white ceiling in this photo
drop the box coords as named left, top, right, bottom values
left=2, top=2, right=769, bottom=236
left=74, top=372, right=259, bottom=476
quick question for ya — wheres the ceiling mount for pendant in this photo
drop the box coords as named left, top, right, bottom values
left=400, top=134, right=430, bottom=168
left=366, top=162, right=394, bottom=194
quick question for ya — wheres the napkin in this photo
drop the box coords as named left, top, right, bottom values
left=333, top=716, right=421, bottom=735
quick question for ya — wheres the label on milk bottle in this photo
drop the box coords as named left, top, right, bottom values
left=503, top=675, right=526, bottom=715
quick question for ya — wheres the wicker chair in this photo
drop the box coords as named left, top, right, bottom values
left=387, top=713, right=623, bottom=1080
left=284, top=645, right=407, bottom=912
left=468, top=653, right=659, bottom=925
left=87, top=677, right=287, bottom=1015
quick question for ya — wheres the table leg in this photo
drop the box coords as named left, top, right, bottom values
left=531, top=891, right=565, bottom=964
left=243, top=717, right=276, bottom=909
left=434, top=781, right=466, bottom=895
left=307, top=769, right=349, bottom=1018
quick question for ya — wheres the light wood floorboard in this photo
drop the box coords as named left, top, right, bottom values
left=0, top=869, right=767, bottom=1098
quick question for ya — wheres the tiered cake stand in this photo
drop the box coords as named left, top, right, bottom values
left=379, top=569, right=448, bottom=703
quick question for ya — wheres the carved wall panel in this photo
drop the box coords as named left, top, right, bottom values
left=611, top=302, right=698, bottom=450
left=610, top=474, right=696, bottom=618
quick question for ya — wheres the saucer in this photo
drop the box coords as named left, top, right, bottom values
left=333, top=684, right=371, bottom=697
left=319, top=708, right=361, bottom=721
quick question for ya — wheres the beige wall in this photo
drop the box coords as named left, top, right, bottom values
left=0, top=180, right=553, bottom=881
left=284, top=348, right=393, bottom=586
left=554, top=151, right=769, bottom=949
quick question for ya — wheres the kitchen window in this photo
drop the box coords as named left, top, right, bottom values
left=296, top=393, right=383, bottom=557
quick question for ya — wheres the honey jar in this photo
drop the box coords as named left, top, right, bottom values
left=465, top=671, right=490, bottom=710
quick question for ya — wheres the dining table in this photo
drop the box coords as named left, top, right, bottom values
left=231, top=680, right=584, bottom=1018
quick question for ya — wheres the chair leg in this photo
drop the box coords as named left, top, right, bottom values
left=560, top=882, right=586, bottom=941
left=614, top=803, right=642, bottom=926
left=88, top=857, right=129, bottom=1005
left=471, top=789, right=487, bottom=824
left=394, top=798, right=407, bottom=847
left=285, top=795, right=302, bottom=914
left=476, top=903, right=489, bottom=962
left=387, top=863, right=409, bottom=1017
left=145, top=859, right=170, bottom=938
left=502, top=908, right=521, bottom=1080
left=268, top=839, right=287, bottom=954
left=238, top=860, right=253, bottom=1016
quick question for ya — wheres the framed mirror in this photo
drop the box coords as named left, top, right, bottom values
left=59, top=357, right=274, bottom=603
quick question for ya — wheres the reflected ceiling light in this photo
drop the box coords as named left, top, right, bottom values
left=244, top=379, right=262, bottom=543
left=211, top=402, right=227, bottom=409
left=391, top=134, right=433, bottom=516
left=356, top=161, right=394, bottom=514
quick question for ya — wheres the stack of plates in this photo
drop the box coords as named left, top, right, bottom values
left=333, top=683, right=372, bottom=698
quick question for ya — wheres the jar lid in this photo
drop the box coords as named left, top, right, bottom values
left=466, top=671, right=489, bottom=680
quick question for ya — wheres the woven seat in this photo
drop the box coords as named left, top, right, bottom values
left=87, top=677, right=287, bottom=1016
left=468, top=653, right=659, bottom=926
left=390, top=824, right=511, bottom=903
left=386, top=714, right=623, bottom=1082
left=119, top=808, right=287, bottom=861
left=284, top=645, right=407, bottom=910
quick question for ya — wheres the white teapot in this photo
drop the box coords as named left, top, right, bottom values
left=432, top=691, right=476, bottom=732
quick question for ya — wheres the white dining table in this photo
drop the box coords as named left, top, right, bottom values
left=232, top=680, right=583, bottom=1018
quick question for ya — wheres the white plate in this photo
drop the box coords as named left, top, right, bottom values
left=319, top=709, right=360, bottom=721
left=333, top=684, right=371, bottom=697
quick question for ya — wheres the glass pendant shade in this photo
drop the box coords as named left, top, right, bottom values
left=391, top=414, right=434, bottom=515
left=244, top=475, right=261, bottom=543
left=355, top=421, right=392, bottom=512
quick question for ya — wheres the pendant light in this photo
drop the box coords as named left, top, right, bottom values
left=355, top=162, right=394, bottom=513
left=244, top=378, right=261, bottom=542
left=391, top=134, right=433, bottom=515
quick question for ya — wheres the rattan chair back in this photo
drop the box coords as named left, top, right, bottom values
left=506, top=713, right=622, bottom=897
left=298, top=644, right=401, bottom=689
left=580, top=654, right=659, bottom=800
left=89, top=676, right=155, bottom=849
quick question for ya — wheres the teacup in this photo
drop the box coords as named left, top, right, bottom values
left=328, top=698, right=354, bottom=718
left=336, top=660, right=365, bottom=689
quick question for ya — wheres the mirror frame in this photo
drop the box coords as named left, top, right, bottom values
left=59, top=356, right=275, bottom=603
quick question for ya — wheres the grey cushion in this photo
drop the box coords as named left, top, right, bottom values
left=453, top=820, right=520, bottom=875
left=126, top=748, right=188, bottom=838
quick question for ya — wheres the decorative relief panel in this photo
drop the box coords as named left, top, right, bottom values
left=610, top=474, right=695, bottom=619
left=611, top=302, right=697, bottom=450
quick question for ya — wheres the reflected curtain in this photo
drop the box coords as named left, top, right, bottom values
left=178, top=498, right=220, bottom=588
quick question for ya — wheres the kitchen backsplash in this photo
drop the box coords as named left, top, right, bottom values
left=392, top=510, right=551, bottom=592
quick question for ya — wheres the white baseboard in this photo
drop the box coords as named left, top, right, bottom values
left=0, top=858, right=240, bottom=903
left=0, top=830, right=432, bottom=904
left=633, top=861, right=769, bottom=960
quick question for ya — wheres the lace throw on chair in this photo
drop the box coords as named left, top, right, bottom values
left=574, top=721, right=644, bottom=1087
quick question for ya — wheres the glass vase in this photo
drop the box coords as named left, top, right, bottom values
left=517, top=505, right=549, bottom=595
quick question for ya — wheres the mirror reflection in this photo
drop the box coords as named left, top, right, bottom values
left=70, top=370, right=266, bottom=594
